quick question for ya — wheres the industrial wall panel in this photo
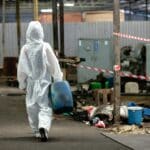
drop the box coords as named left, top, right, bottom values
left=64, top=22, right=113, bottom=56
left=0, top=21, right=150, bottom=69
left=0, top=24, right=3, bottom=68
left=64, top=22, right=150, bottom=57
left=121, top=22, right=150, bottom=50
left=43, top=24, right=53, bottom=47
left=4, top=23, right=18, bottom=57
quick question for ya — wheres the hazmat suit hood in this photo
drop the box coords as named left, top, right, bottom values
left=26, top=21, right=44, bottom=44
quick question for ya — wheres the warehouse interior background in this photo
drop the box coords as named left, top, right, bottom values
left=0, top=0, right=150, bottom=105
left=0, top=1, right=150, bottom=149
left=0, top=0, right=149, bottom=139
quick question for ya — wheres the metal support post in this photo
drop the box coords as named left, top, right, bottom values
left=113, top=0, right=121, bottom=124
left=33, top=0, right=39, bottom=20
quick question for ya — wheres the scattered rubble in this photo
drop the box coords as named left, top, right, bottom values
left=103, top=124, right=150, bottom=135
left=71, top=82, right=150, bottom=135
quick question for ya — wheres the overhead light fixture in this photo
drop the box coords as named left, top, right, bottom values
left=124, top=10, right=134, bottom=15
left=40, top=2, right=75, bottom=13
left=64, top=2, right=75, bottom=7
left=120, top=9, right=125, bottom=13
left=40, top=9, right=52, bottom=13
left=57, top=2, right=74, bottom=7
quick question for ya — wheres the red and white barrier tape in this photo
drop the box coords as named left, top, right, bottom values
left=67, top=63, right=114, bottom=74
left=113, top=32, right=150, bottom=42
left=119, top=72, right=150, bottom=81
left=66, top=63, right=150, bottom=81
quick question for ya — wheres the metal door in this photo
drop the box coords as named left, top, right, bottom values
left=77, top=39, right=113, bottom=83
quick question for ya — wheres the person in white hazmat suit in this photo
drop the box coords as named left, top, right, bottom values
left=17, top=21, right=63, bottom=142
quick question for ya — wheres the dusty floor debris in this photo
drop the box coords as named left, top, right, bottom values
left=102, top=124, right=150, bottom=135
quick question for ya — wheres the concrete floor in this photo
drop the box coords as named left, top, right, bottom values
left=0, top=86, right=149, bottom=150
left=0, top=95, right=132, bottom=150
left=103, top=133, right=150, bottom=150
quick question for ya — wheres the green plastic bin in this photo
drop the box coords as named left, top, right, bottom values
left=90, top=82, right=102, bottom=89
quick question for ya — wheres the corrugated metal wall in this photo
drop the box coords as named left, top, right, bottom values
left=5, top=23, right=18, bottom=57
left=0, top=21, right=149, bottom=63
left=0, top=24, right=2, bottom=68
left=65, top=21, right=150, bottom=56
left=120, top=22, right=150, bottom=49
left=65, top=22, right=113, bottom=56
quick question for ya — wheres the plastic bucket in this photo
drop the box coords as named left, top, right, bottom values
left=120, top=106, right=128, bottom=118
left=128, top=107, right=143, bottom=125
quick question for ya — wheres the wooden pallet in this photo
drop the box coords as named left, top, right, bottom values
left=93, top=88, right=114, bottom=106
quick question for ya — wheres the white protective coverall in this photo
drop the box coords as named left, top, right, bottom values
left=17, top=21, right=63, bottom=136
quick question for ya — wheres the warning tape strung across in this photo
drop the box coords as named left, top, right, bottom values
left=67, top=63, right=114, bottom=74
left=119, top=72, right=150, bottom=81
left=113, top=32, right=150, bottom=42
left=66, top=63, right=150, bottom=81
